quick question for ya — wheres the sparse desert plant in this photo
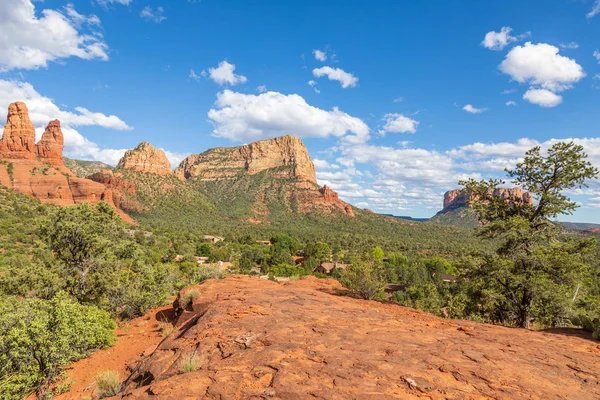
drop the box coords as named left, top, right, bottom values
left=95, top=370, right=121, bottom=398
left=178, top=351, right=200, bottom=373
left=180, top=289, right=200, bottom=308
left=158, top=321, right=174, bottom=337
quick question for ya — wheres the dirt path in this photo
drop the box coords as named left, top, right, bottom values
left=54, top=306, right=175, bottom=400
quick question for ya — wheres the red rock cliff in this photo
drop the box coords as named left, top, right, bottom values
left=0, top=101, right=36, bottom=159
left=175, top=135, right=316, bottom=183
left=443, top=188, right=533, bottom=210
left=0, top=101, right=133, bottom=223
left=117, top=142, right=172, bottom=175
left=36, top=120, right=65, bottom=166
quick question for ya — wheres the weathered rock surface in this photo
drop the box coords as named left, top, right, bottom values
left=175, top=135, right=316, bottom=183
left=36, top=120, right=65, bottom=166
left=117, top=142, right=172, bottom=176
left=0, top=101, right=36, bottom=159
left=443, top=187, right=533, bottom=210
left=0, top=102, right=133, bottom=223
left=114, top=276, right=600, bottom=399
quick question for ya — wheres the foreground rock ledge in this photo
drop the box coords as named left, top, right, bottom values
left=115, top=276, right=600, bottom=399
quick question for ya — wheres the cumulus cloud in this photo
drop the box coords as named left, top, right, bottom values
left=189, top=69, right=201, bottom=81
left=140, top=6, right=166, bottom=23
left=313, top=49, right=327, bottom=62
left=523, top=88, right=563, bottom=108
left=312, top=66, right=358, bottom=88
left=506, top=101, right=517, bottom=106
left=207, top=90, right=369, bottom=143
left=0, top=79, right=133, bottom=165
left=95, top=0, right=132, bottom=6
left=481, top=27, right=519, bottom=51
left=499, top=42, right=585, bottom=92
left=382, top=113, right=419, bottom=134
left=206, top=60, right=247, bottom=86
left=0, top=0, right=108, bottom=71
left=256, top=85, right=267, bottom=93
left=463, top=104, right=487, bottom=114
left=594, top=50, right=600, bottom=63
left=313, top=158, right=340, bottom=170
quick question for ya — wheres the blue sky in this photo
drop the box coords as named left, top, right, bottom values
left=1, top=0, right=600, bottom=221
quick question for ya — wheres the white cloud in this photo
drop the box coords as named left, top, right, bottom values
left=382, top=113, right=419, bottom=134
left=140, top=6, right=166, bottom=23
left=502, top=89, right=517, bottom=94
left=308, top=80, right=320, bottom=93
left=189, top=69, right=201, bottom=81
left=256, top=85, right=267, bottom=93
left=313, top=159, right=340, bottom=170
left=207, top=60, right=247, bottom=86
left=95, top=0, right=133, bottom=6
left=481, top=27, right=518, bottom=51
left=523, top=88, right=563, bottom=107
left=163, top=150, right=189, bottom=167
left=207, top=90, right=369, bottom=143
left=587, top=0, right=600, bottom=19
left=463, top=104, right=487, bottom=114
left=312, top=66, right=358, bottom=88
left=560, top=42, right=579, bottom=49
left=506, top=101, right=517, bottom=106
left=499, top=42, right=585, bottom=92
left=0, top=0, right=108, bottom=71
left=313, top=49, right=327, bottom=62
left=0, top=80, right=133, bottom=165
left=594, top=50, right=600, bottom=63
left=393, top=97, right=403, bottom=103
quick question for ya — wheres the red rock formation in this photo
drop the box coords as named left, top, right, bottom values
left=113, top=275, right=600, bottom=399
left=443, top=187, right=533, bottom=210
left=175, top=135, right=316, bottom=183
left=0, top=102, right=133, bottom=223
left=117, top=142, right=172, bottom=175
left=36, top=120, right=64, bottom=166
left=319, top=185, right=339, bottom=201
left=0, top=101, right=36, bottom=159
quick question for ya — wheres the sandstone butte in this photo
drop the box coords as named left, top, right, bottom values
left=89, top=275, right=600, bottom=400
left=443, top=188, right=534, bottom=210
left=0, top=101, right=132, bottom=223
left=175, top=134, right=356, bottom=217
left=117, top=141, right=172, bottom=176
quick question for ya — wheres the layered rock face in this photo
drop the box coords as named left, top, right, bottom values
left=443, top=188, right=533, bottom=210
left=318, top=185, right=355, bottom=216
left=35, top=120, right=64, bottom=166
left=175, top=135, right=316, bottom=183
left=0, top=101, right=37, bottom=159
left=0, top=102, right=132, bottom=222
left=114, top=275, right=600, bottom=399
left=117, top=142, right=172, bottom=175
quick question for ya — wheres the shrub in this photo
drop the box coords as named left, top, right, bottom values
left=158, top=321, right=174, bottom=337
left=95, top=370, right=121, bottom=398
left=178, top=351, right=200, bottom=373
left=339, top=260, right=386, bottom=300
left=181, top=289, right=200, bottom=308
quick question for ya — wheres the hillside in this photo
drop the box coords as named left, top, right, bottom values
left=63, top=157, right=113, bottom=178
left=109, top=275, right=600, bottom=399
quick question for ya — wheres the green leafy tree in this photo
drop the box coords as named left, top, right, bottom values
left=339, top=259, right=386, bottom=300
left=305, top=241, right=331, bottom=264
left=460, top=142, right=598, bottom=328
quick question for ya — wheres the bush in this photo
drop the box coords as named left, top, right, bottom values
left=180, top=289, right=200, bottom=308
left=339, top=260, right=386, bottom=300
left=0, top=292, right=116, bottom=399
left=95, top=370, right=121, bottom=398
left=178, top=351, right=200, bottom=373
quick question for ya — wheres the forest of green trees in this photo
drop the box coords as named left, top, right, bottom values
left=1, top=141, right=599, bottom=399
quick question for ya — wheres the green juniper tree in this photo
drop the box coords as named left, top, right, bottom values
left=460, top=142, right=598, bottom=328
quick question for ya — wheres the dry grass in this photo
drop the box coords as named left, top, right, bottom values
left=178, top=351, right=200, bottom=373
left=95, top=370, right=121, bottom=398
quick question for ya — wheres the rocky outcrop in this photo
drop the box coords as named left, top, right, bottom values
left=320, top=184, right=338, bottom=201
left=0, top=102, right=133, bottom=223
left=117, top=142, right=172, bottom=175
left=316, top=185, right=355, bottom=216
left=175, top=135, right=316, bottom=183
left=114, top=275, right=600, bottom=399
left=0, top=101, right=36, bottom=159
left=443, top=187, right=533, bottom=210
left=36, top=120, right=64, bottom=166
